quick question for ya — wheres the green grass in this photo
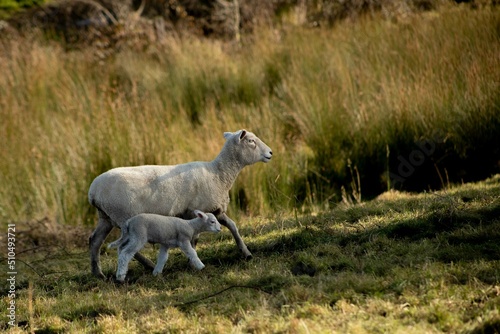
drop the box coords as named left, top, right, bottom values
left=0, top=0, right=46, bottom=19
left=2, top=175, right=499, bottom=333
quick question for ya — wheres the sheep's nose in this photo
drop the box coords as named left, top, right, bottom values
left=263, top=149, right=273, bottom=162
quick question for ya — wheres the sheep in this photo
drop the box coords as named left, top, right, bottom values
left=108, top=210, right=221, bottom=282
left=88, top=129, right=272, bottom=278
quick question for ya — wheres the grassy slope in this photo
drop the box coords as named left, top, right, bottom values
left=2, top=175, right=499, bottom=333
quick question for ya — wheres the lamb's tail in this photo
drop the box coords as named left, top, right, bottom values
left=107, top=222, right=130, bottom=249
left=107, top=238, right=123, bottom=249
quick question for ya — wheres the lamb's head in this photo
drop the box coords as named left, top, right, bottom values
left=194, top=210, right=222, bottom=233
left=223, top=130, right=273, bottom=166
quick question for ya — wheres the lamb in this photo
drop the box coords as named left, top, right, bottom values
left=108, top=210, right=221, bottom=282
left=88, top=129, right=272, bottom=278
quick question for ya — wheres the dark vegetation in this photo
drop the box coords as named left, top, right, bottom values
left=1, top=0, right=456, bottom=40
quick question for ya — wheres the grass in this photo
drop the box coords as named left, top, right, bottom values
left=1, top=175, right=499, bottom=333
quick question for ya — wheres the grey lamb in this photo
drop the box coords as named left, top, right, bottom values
left=108, top=210, right=221, bottom=282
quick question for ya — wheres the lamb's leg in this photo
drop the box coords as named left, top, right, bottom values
left=218, top=213, right=252, bottom=259
left=179, top=241, right=205, bottom=270
left=116, top=240, right=144, bottom=282
left=120, top=230, right=155, bottom=270
left=116, top=249, right=135, bottom=282
left=191, top=233, right=200, bottom=248
left=153, top=245, right=169, bottom=276
left=89, top=211, right=114, bottom=279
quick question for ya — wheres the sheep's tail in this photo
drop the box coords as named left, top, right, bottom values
left=107, top=222, right=130, bottom=249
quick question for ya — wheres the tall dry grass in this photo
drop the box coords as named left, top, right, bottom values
left=0, top=5, right=498, bottom=226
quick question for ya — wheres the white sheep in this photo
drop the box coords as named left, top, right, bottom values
left=88, top=129, right=272, bottom=278
left=108, top=210, right=221, bottom=282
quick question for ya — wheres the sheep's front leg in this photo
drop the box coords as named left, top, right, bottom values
left=179, top=241, right=205, bottom=270
left=218, top=213, right=252, bottom=259
left=133, top=253, right=155, bottom=271
left=153, top=245, right=169, bottom=276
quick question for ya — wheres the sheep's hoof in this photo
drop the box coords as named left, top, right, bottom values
left=241, top=247, right=253, bottom=260
left=92, top=270, right=106, bottom=280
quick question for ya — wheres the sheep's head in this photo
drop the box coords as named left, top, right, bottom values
left=194, top=210, right=222, bottom=233
left=223, top=130, right=273, bottom=166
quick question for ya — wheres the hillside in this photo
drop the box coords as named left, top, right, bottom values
left=2, top=176, right=499, bottom=333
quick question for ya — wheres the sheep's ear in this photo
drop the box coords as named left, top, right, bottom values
left=239, top=130, right=247, bottom=140
left=223, top=132, right=233, bottom=140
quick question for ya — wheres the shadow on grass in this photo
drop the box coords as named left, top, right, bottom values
left=239, top=191, right=500, bottom=284
left=469, top=317, right=500, bottom=334
left=173, top=274, right=292, bottom=312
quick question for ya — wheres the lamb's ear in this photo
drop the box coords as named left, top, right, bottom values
left=239, top=130, right=247, bottom=141
left=223, top=132, right=233, bottom=140
left=194, top=210, right=207, bottom=220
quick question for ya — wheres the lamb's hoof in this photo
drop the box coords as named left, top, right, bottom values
left=245, top=254, right=253, bottom=261
left=112, top=276, right=127, bottom=285
left=191, top=262, right=205, bottom=270
left=113, top=279, right=126, bottom=285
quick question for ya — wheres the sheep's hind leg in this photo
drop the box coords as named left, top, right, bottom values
left=89, top=211, right=114, bottom=279
left=219, top=213, right=252, bottom=259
